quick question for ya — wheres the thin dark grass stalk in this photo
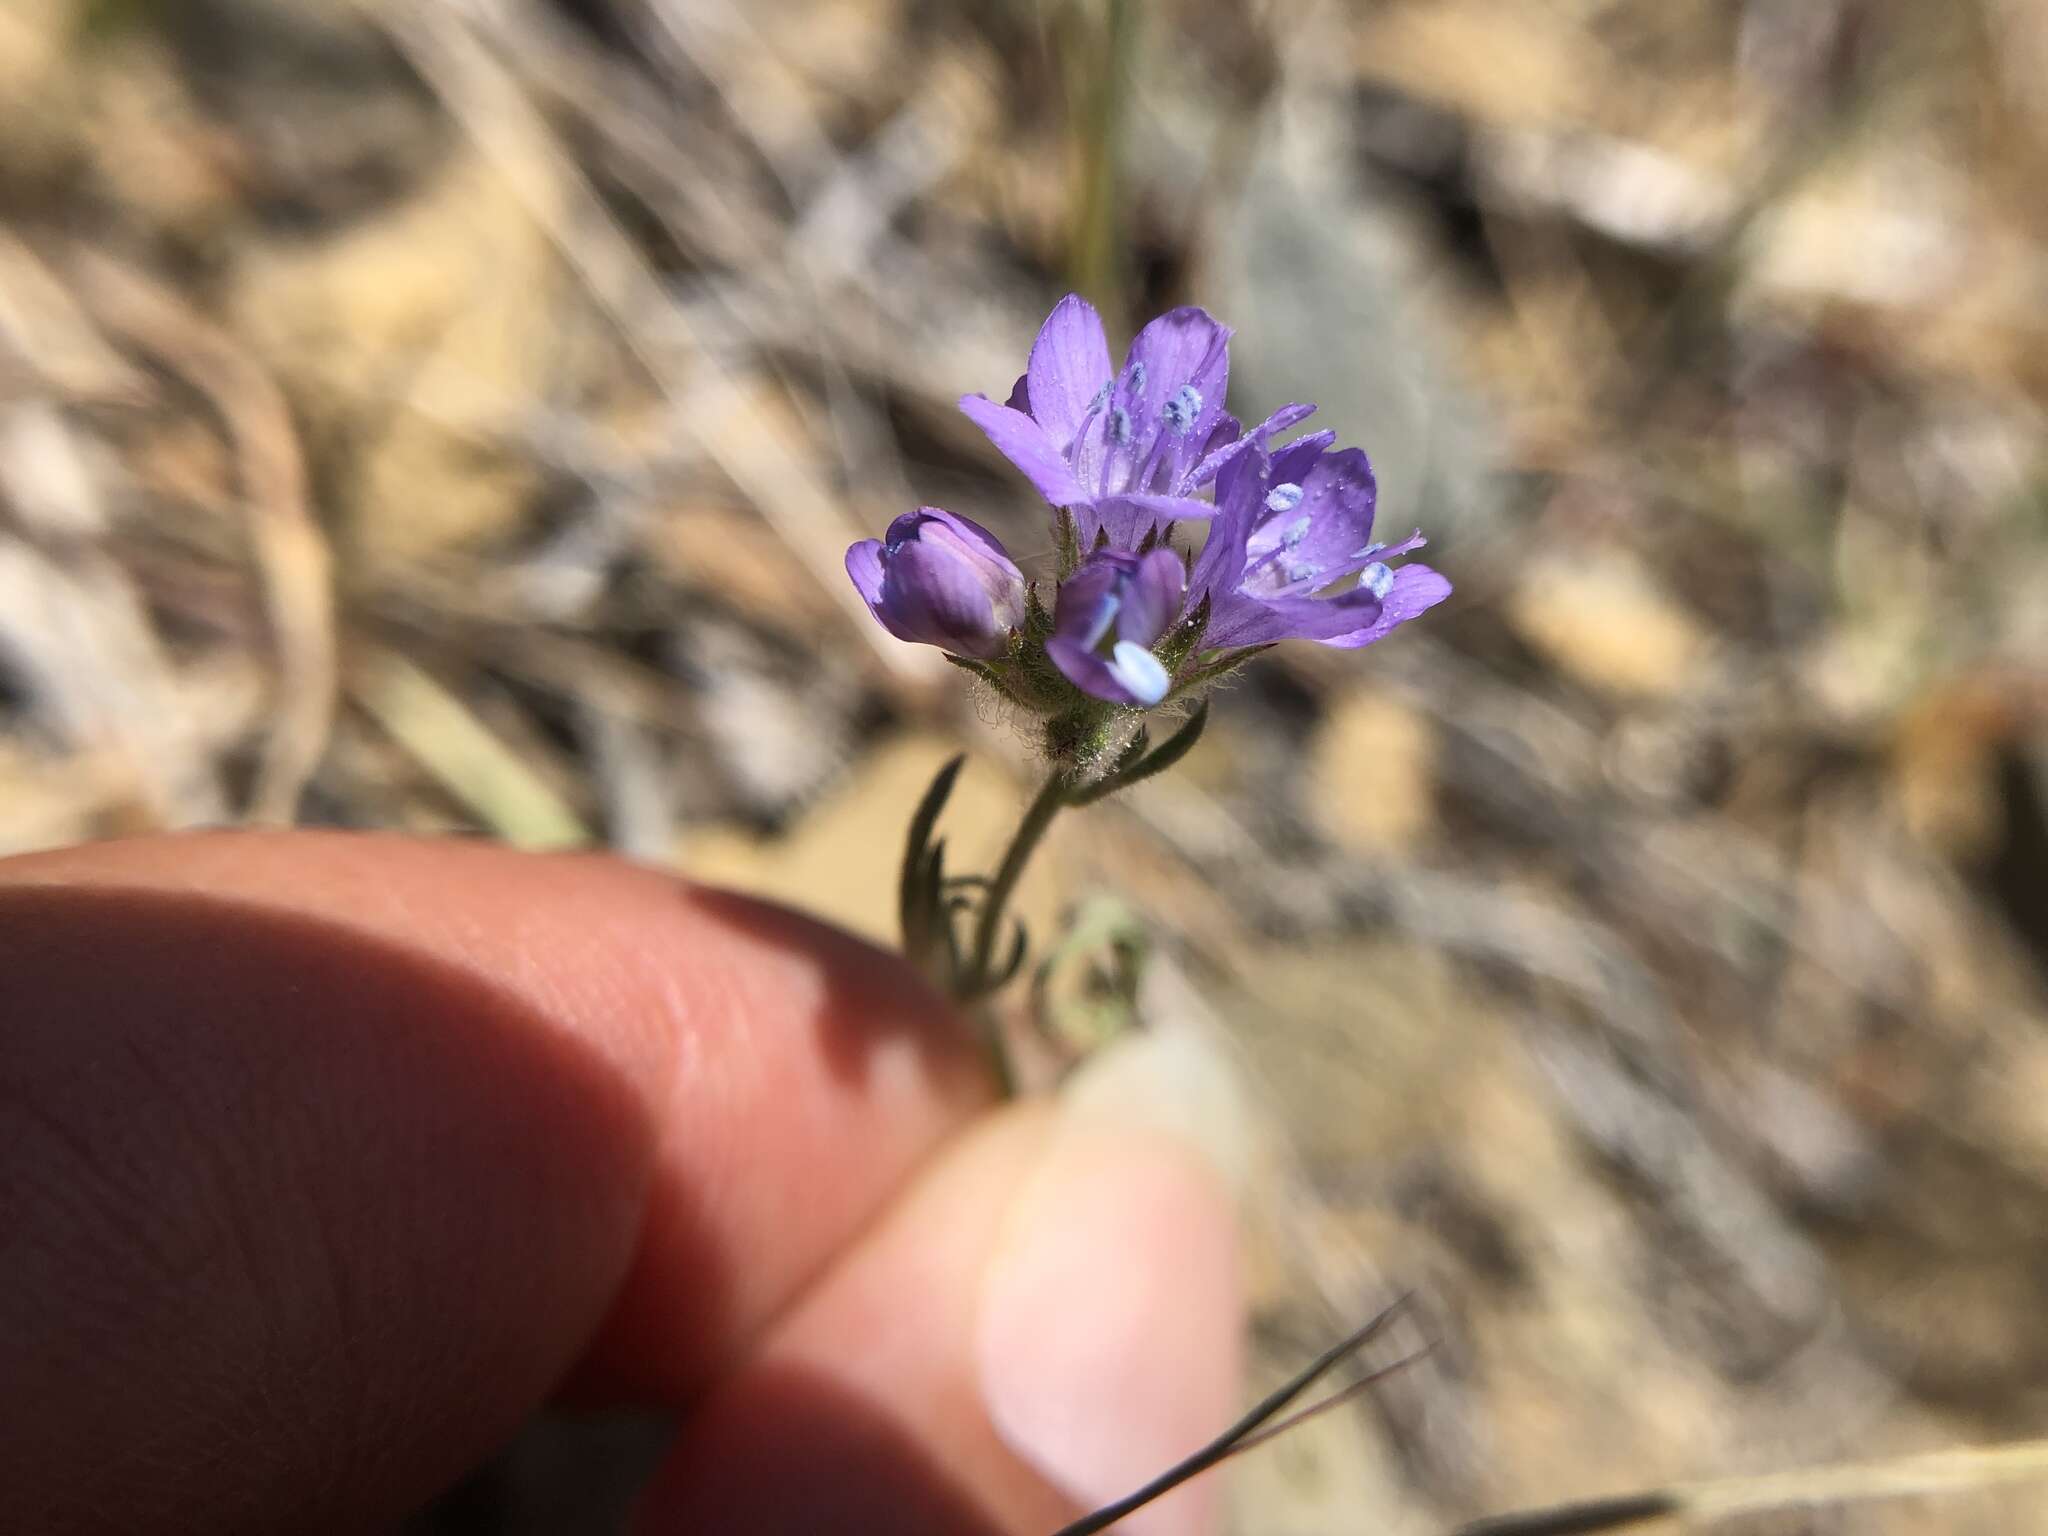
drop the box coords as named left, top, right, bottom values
left=1048, top=1295, right=1410, bottom=1536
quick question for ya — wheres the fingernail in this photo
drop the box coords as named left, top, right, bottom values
left=976, top=1034, right=1247, bottom=1534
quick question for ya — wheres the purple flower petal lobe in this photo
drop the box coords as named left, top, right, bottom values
left=1026, top=294, right=1114, bottom=451
left=959, top=395, right=1092, bottom=508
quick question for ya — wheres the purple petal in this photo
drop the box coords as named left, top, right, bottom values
left=1051, top=554, right=1128, bottom=646
left=1118, top=547, right=1187, bottom=647
left=846, top=539, right=885, bottom=608
left=959, top=394, right=1091, bottom=508
left=1205, top=586, right=1384, bottom=649
left=1318, top=564, right=1452, bottom=649
left=1123, top=309, right=1233, bottom=494
left=1254, top=401, right=1318, bottom=437
left=1240, top=446, right=1377, bottom=598
left=1082, top=492, right=1214, bottom=550
left=1189, top=403, right=1316, bottom=490
left=1124, top=308, right=1232, bottom=436
left=1048, top=635, right=1164, bottom=706
left=1188, top=438, right=1271, bottom=598
left=1188, top=429, right=1251, bottom=489
left=1026, top=294, right=1113, bottom=450
left=906, top=505, right=1020, bottom=571
left=1199, top=412, right=1242, bottom=460
left=1269, top=429, right=1337, bottom=488
left=879, top=538, right=1010, bottom=657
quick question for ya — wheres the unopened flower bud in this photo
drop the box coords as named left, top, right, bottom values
left=846, top=508, right=1027, bottom=660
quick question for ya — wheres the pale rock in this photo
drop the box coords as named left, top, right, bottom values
left=1308, top=688, right=1436, bottom=855
left=1510, top=550, right=1709, bottom=698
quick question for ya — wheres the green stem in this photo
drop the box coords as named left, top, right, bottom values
left=1068, top=0, right=1133, bottom=313
left=966, top=768, right=1073, bottom=996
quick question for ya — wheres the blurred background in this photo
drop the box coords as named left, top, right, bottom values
left=4, top=0, right=2048, bottom=1529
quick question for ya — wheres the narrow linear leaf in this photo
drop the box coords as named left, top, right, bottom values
left=943, top=654, right=996, bottom=683
left=900, top=754, right=965, bottom=951
left=937, top=896, right=964, bottom=983
left=907, top=836, right=950, bottom=963
left=990, top=919, right=1030, bottom=988
left=946, top=654, right=1035, bottom=707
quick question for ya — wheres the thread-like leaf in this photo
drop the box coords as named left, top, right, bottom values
left=899, top=755, right=965, bottom=957
left=989, top=919, right=1030, bottom=989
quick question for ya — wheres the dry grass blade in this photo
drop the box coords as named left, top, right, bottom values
left=71, top=249, right=335, bottom=825
left=1457, top=1438, right=2048, bottom=1534
left=350, top=644, right=588, bottom=850
left=363, top=0, right=947, bottom=694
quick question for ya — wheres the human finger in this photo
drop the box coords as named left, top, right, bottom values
left=637, top=1063, right=1243, bottom=1535
left=0, top=831, right=990, bottom=1533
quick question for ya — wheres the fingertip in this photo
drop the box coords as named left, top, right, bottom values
left=977, top=1125, right=1243, bottom=1536
left=637, top=1099, right=1244, bottom=1536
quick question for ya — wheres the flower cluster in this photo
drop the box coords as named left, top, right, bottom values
left=847, top=295, right=1449, bottom=749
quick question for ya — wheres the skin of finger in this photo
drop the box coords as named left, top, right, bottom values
left=0, top=831, right=991, bottom=1533
left=636, top=1106, right=1241, bottom=1536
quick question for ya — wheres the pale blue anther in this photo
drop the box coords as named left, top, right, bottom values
left=1109, top=641, right=1171, bottom=706
left=1109, top=406, right=1134, bottom=446
left=1282, top=516, right=1312, bottom=550
left=1125, top=362, right=1147, bottom=397
left=1264, top=482, right=1305, bottom=514
left=1361, top=562, right=1395, bottom=600
left=1161, top=384, right=1202, bottom=434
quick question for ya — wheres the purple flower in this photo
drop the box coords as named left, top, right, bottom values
left=959, top=295, right=1314, bottom=549
left=846, top=507, right=1027, bottom=659
left=1045, top=547, right=1187, bottom=706
left=1190, top=432, right=1450, bottom=651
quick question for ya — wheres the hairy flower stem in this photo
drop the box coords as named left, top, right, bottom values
left=965, top=767, right=1074, bottom=1000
